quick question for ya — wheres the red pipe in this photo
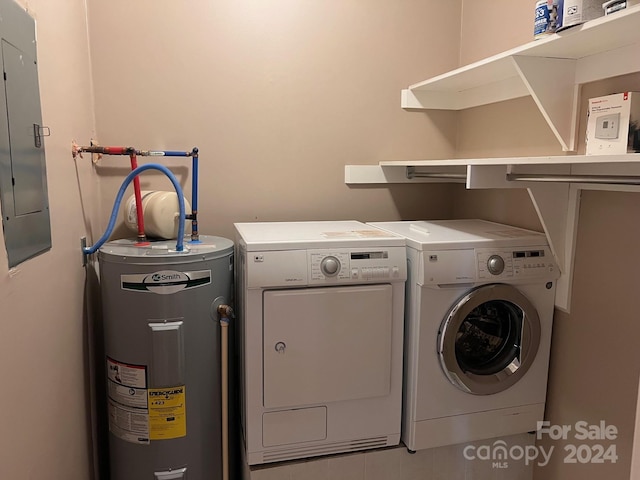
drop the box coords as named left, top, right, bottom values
left=102, top=146, right=128, bottom=155
left=129, top=153, right=148, bottom=245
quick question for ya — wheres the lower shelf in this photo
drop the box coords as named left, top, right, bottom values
left=346, top=154, right=640, bottom=186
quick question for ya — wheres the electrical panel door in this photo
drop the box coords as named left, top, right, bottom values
left=0, top=0, right=51, bottom=267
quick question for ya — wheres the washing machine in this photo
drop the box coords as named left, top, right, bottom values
left=234, top=221, right=407, bottom=465
left=369, top=219, right=559, bottom=451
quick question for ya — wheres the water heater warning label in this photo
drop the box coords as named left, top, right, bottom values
left=107, top=357, right=150, bottom=444
left=149, top=386, right=187, bottom=440
left=108, top=399, right=150, bottom=444
left=107, top=357, right=147, bottom=389
left=109, top=383, right=148, bottom=409
left=106, top=358, right=186, bottom=443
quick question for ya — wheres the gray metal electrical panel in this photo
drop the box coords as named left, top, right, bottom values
left=0, top=0, right=51, bottom=267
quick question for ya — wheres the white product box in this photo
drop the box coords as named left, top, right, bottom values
left=586, top=92, right=640, bottom=155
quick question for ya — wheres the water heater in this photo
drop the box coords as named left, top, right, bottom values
left=99, top=235, right=233, bottom=480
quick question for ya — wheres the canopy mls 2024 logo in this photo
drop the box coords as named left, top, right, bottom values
left=463, top=421, right=619, bottom=469
left=121, top=270, right=211, bottom=294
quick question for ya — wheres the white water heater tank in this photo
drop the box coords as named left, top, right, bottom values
left=123, top=190, right=191, bottom=240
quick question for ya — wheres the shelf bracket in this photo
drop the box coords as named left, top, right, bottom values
left=526, top=183, right=581, bottom=313
left=512, top=56, right=579, bottom=152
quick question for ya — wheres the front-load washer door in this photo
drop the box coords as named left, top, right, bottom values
left=437, top=284, right=541, bottom=396
left=263, top=284, right=393, bottom=409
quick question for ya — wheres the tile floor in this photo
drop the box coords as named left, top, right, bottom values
left=243, top=433, right=534, bottom=480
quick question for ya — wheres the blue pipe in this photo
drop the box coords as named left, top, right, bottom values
left=144, top=147, right=199, bottom=241
left=148, top=150, right=191, bottom=157
left=191, top=148, right=199, bottom=241
left=83, top=164, right=186, bottom=255
left=192, top=154, right=198, bottom=214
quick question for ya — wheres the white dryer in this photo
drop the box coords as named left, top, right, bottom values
left=369, top=219, right=559, bottom=451
left=234, top=221, right=407, bottom=465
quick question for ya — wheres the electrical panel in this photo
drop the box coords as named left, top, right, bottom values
left=0, top=0, right=51, bottom=267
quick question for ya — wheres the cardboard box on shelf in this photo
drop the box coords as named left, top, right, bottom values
left=586, top=92, right=640, bottom=155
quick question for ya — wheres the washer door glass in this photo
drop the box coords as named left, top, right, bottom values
left=438, top=284, right=541, bottom=395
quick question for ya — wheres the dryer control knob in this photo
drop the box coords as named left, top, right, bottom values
left=487, top=255, right=505, bottom=275
left=320, top=256, right=341, bottom=277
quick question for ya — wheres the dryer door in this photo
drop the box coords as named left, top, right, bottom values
left=437, top=284, right=541, bottom=395
left=263, top=284, right=393, bottom=409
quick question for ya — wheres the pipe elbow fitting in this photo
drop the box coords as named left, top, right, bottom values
left=217, top=304, right=234, bottom=321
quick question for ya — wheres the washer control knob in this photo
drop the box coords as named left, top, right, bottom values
left=487, top=255, right=505, bottom=275
left=320, top=256, right=341, bottom=277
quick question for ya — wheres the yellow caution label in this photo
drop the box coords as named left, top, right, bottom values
left=148, top=386, right=186, bottom=440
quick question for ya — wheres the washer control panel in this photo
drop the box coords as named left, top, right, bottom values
left=477, top=251, right=514, bottom=279
left=486, top=254, right=506, bottom=275
left=511, top=248, right=557, bottom=278
left=309, top=247, right=406, bottom=284
left=477, top=247, right=557, bottom=280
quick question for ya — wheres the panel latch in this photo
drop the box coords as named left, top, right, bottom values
left=33, top=123, right=50, bottom=148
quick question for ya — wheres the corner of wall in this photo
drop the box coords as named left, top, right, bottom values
left=458, top=0, right=465, bottom=68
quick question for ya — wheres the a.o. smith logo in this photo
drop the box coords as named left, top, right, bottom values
left=151, top=272, right=182, bottom=282
left=121, top=270, right=211, bottom=294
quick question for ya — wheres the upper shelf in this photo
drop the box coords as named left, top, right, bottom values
left=401, top=5, right=640, bottom=151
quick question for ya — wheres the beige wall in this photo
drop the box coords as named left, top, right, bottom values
left=454, top=0, right=551, bottom=231
left=0, top=0, right=96, bottom=478
left=2, top=1, right=636, bottom=479
left=533, top=74, right=640, bottom=480
left=536, top=190, right=640, bottom=480
left=452, top=94, right=560, bottom=231
left=456, top=1, right=640, bottom=479
left=86, top=0, right=463, bottom=241
left=0, top=2, right=464, bottom=478
left=459, top=0, right=534, bottom=67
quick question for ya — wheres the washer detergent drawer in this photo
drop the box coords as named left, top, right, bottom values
left=263, top=284, right=393, bottom=409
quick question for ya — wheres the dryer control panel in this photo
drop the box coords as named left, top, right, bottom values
left=245, top=247, right=407, bottom=288
left=309, top=247, right=407, bottom=285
